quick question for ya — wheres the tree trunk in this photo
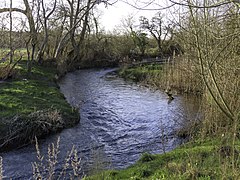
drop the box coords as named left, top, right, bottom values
left=9, top=0, right=13, bottom=64
left=37, top=0, right=57, bottom=63
left=23, top=0, right=38, bottom=61
left=0, top=0, right=38, bottom=73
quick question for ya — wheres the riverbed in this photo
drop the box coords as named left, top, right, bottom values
left=1, top=68, right=200, bottom=179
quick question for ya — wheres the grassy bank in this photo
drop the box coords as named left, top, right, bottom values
left=111, top=62, right=240, bottom=179
left=0, top=61, right=79, bottom=151
left=118, top=64, right=163, bottom=84
left=118, top=60, right=203, bottom=95
left=86, top=139, right=240, bottom=179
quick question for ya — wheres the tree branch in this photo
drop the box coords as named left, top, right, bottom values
left=169, top=0, right=240, bottom=9
left=120, top=0, right=175, bottom=10
left=0, top=8, right=26, bottom=14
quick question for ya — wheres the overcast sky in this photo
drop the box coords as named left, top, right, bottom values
left=97, top=0, right=173, bottom=31
left=0, top=0, right=176, bottom=32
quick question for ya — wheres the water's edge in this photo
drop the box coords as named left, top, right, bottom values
left=1, top=68, right=200, bottom=179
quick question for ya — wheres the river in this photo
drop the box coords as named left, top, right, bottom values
left=1, top=68, right=201, bottom=179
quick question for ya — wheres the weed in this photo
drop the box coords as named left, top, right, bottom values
left=32, top=137, right=83, bottom=179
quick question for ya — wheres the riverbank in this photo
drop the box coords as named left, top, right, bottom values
left=118, top=64, right=163, bottom=85
left=0, top=61, right=79, bottom=152
left=86, top=138, right=240, bottom=179
left=1, top=67, right=239, bottom=179
left=92, top=63, right=240, bottom=179
left=118, top=61, right=203, bottom=95
left=118, top=63, right=203, bottom=139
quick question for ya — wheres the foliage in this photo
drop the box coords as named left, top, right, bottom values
left=80, top=33, right=135, bottom=66
left=0, top=138, right=239, bottom=179
left=0, top=1, right=239, bottom=179
left=0, top=138, right=83, bottom=179
left=116, top=2, right=240, bottom=178
left=175, top=1, right=240, bottom=139
left=139, top=12, right=174, bottom=57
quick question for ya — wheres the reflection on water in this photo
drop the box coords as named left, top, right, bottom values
left=1, top=68, right=201, bottom=179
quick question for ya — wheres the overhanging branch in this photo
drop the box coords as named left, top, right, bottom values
left=169, top=0, right=240, bottom=9
left=120, top=0, right=175, bottom=10
left=0, top=7, right=26, bottom=14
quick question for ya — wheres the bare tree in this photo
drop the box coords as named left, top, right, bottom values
left=168, top=0, right=240, bottom=9
left=36, top=0, right=57, bottom=63
left=54, top=0, right=99, bottom=66
left=140, top=13, right=174, bottom=57
left=178, top=2, right=240, bottom=169
left=0, top=0, right=38, bottom=73
left=9, top=0, right=13, bottom=63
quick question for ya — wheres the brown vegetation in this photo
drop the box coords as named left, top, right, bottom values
left=0, top=109, right=65, bottom=151
left=32, top=138, right=82, bottom=179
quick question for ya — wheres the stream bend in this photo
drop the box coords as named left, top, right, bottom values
left=1, top=68, right=200, bottom=179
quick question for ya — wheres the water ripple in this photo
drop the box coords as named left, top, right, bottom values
left=2, top=68, right=200, bottom=179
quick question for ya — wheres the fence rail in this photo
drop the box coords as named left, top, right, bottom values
left=121, top=57, right=173, bottom=67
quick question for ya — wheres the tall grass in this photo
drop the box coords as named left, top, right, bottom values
left=155, top=56, right=203, bottom=94
left=32, top=137, right=82, bottom=179
left=120, top=57, right=204, bottom=95
left=0, top=138, right=83, bottom=179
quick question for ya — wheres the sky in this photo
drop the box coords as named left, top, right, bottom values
left=0, top=0, right=176, bottom=32
left=97, top=0, right=173, bottom=32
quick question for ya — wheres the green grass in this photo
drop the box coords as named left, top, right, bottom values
left=0, top=60, right=79, bottom=149
left=118, top=64, right=163, bottom=82
left=0, top=48, right=29, bottom=60
left=86, top=139, right=240, bottom=180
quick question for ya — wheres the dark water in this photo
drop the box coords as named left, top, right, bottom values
left=1, top=68, right=201, bottom=179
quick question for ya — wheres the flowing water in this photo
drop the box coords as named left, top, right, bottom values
left=1, top=68, right=201, bottom=179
